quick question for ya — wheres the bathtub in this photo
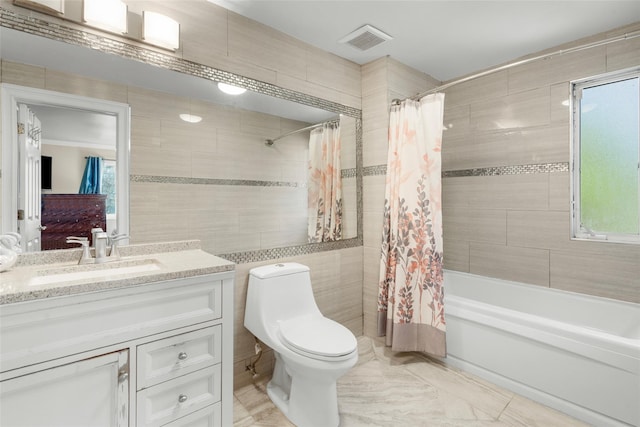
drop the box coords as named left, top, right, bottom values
left=443, top=270, right=640, bottom=427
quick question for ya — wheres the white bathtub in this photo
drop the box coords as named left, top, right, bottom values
left=444, top=270, right=640, bottom=427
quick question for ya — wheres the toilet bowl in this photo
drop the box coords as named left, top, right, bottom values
left=244, top=262, right=358, bottom=427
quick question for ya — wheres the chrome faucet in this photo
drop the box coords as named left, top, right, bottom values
left=91, top=227, right=104, bottom=248
left=94, top=232, right=109, bottom=264
left=108, top=232, right=128, bottom=261
left=66, top=237, right=92, bottom=264
left=68, top=228, right=128, bottom=265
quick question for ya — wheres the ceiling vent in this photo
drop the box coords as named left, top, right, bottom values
left=339, top=24, right=392, bottom=51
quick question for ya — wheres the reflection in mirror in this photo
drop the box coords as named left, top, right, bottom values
left=0, top=84, right=131, bottom=252
left=32, top=105, right=117, bottom=250
left=1, top=26, right=360, bottom=256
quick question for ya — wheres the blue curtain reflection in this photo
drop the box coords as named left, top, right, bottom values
left=78, top=156, right=103, bottom=194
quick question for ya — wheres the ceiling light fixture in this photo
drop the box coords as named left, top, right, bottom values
left=217, top=82, right=246, bottom=95
left=143, top=11, right=180, bottom=50
left=179, top=113, right=202, bottom=123
left=83, top=0, right=127, bottom=34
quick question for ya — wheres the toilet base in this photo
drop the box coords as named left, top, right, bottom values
left=266, top=352, right=343, bottom=427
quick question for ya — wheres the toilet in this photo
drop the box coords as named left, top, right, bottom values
left=244, top=262, right=358, bottom=427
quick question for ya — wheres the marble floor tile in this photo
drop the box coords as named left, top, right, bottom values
left=233, top=396, right=254, bottom=427
left=403, top=354, right=512, bottom=419
left=499, top=395, right=590, bottom=427
left=233, top=337, right=588, bottom=427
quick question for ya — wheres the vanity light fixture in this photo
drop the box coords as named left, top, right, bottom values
left=143, top=11, right=180, bottom=50
left=179, top=113, right=202, bottom=123
left=83, top=0, right=127, bottom=34
left=217, top=82, right=247, bottom=95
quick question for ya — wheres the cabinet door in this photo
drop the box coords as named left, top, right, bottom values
left=0, top=350, right=129, bottom=427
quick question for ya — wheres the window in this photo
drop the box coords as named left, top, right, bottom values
left=571, top=68, right=640, bottom=244
left=102, top=159, right=117, bottom=218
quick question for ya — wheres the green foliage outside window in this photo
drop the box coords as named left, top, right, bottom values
left=102, top=163, right=116, bottom=215
left=575, top=72, right=640, bottom=241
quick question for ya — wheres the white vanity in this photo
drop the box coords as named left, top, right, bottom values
left=0, top=241, right=234, bottom=427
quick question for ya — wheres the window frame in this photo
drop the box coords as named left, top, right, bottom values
left=570, top=67, right=640, bottom=245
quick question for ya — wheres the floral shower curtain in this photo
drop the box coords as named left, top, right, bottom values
left=308, top=122, right=342, bottom=242
left=78, top=156, right=103, bottom=194
left=377, top=94, right=446, bottom=357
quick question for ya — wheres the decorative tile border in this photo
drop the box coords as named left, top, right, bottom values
left=131, top=173, right=356, bottom=187
left=342, top=168, right=357, bottom=179
left=363, top=162, right=570, bottom=178
left=363, top=165, right=388, bottom=176
left=130, top=174, right=305, bottom=188
left=219, top=237, right=362, bottom=264
left=442, top=162, right=569, bottom=177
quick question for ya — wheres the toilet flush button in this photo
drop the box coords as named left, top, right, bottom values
left=275, top=264, right=285, bottom=267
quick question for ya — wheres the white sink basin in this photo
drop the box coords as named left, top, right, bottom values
left=29, top=258, right=163, bottom=287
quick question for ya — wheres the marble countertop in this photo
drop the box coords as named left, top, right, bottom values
left=0, top=240, right=235, bottom=305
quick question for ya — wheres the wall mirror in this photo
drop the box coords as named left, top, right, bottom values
left=0, top=26, right=361, bottom=253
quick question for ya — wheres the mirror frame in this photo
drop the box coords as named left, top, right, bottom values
left=1, top=83, right=131, bottom=245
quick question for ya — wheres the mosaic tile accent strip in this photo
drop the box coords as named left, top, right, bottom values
left=130, top=174, right=305, bottom=188
left=355, top=119, right=364, bottom=240
left=131, top=173, right=356, bottom=186
left=363, top=162, right=570, bottom=177
left=363, top=165, right=388, bottom=176
left=442, top=162, right=569, bottom=177
left=342, top=168, right=357, bottom=179
left=0, top=8, right=361, bottom=119
left=219, top=237, right=362, bottom=264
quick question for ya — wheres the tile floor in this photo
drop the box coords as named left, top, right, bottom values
left=233, top=336, right=590, bottom=426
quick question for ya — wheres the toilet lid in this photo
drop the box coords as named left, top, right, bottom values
left=279, top=316, right=357, bottom=359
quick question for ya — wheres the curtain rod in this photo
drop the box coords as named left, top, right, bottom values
left=265, top=118, right=339, bottom=146
left=405, top=28, right=640, bottom=102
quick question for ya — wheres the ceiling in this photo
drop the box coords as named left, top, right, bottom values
left=209, top=0, right=640, bottom=82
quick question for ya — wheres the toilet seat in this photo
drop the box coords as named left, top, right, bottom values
left=279, top=316, right=357, bottom=361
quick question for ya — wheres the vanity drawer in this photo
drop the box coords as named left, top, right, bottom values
left=164, top=403, right=221, bottom=427
left=137, top=326, right=221, bottom=390
left=136, top=365, right=221, bottom=427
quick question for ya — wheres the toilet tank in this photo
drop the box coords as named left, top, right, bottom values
left=245, top=263, right=321, bottom=333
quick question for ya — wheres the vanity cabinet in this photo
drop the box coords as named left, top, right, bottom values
left=0, top=270, right=234, bottom=427
left=1, top=349, right=129, bottom=427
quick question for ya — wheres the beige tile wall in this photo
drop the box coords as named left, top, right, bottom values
left=441, top=23, right=640, bottom=303
left=1, top=0, right=365, bottom=390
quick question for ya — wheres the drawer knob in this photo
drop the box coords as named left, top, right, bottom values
left=178, top=394, right=188, bottom=403
left=118, top=372, right=129, bottom=383
left=178, top=352, right=188, bottom=361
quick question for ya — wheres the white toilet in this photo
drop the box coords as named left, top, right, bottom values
left=244, top=262, right=358, bottom=427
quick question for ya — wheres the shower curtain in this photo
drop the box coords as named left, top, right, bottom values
left=308, top=122, right=342, bottom=242
left=377, top=94, right=446, bottom=357
left=79, top=156, right=103, bottom=194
